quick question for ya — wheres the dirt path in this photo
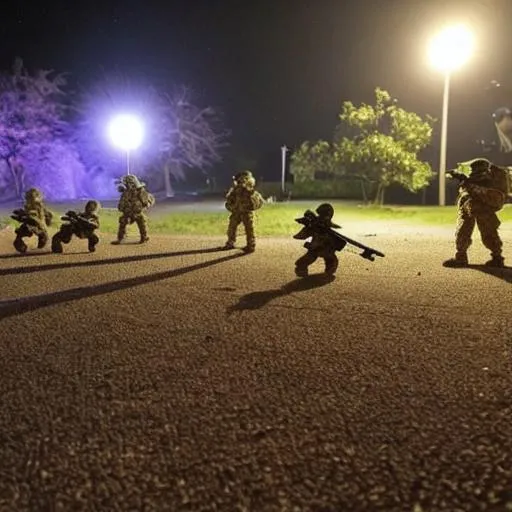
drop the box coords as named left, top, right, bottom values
left=0, top=230, right=511, bottom=511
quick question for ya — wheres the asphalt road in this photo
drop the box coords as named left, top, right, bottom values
left=0, top=224, right=511, bottom=511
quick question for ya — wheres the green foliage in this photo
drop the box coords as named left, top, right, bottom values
left=337, top=87, right=436, bottom=203
left=289, top=179, right=366, bottom=199
left=289, top=141, right=340, bottom=183
left=289, top=87, right=435, bottom=205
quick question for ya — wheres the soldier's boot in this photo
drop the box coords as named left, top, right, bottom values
left=242, top=241, right=255, bottom=254
left=13, top=235, right=27, bottom=254
left=442, top=251, right=468, bottom=268
left=136, top=218, right=149, bottom=244
left=51, top=234, right=64, bottom=254
left=88, top=234, right=99, bottom=253
left=485, top=254, right=505, bottom=268
left=111, top=226, right=125, bottom=245
left=37, top=232, right=48, bottom=249
left=324, top=258, right=338, bottom=276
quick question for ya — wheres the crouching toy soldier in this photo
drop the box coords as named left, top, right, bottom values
left=51, top=200, right=101, bottom=253
left=293, top=203, right=343, bottom=277
left=11, top=187, right=53, bottom=253
left=112, top=174, right=155, bottom=245
left=223, top=170, right=264, bottom=253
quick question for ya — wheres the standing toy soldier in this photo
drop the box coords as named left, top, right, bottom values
left=11, top=187, right=53, bottom=253
left=223, top=170, right=264, bottom=253
left=111, top=174, right=155, bottom=245
left=51, top=200, right=101, bottom=253
left=443, top=158, right=509, bottom=268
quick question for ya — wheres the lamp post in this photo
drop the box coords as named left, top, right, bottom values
left=428, top=24, right=474, bottom=205
left=108, top=114, right=144, bottom=176
left=281, top=145, right=288, bottom=194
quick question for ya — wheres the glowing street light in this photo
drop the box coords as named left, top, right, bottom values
left=428, top=24, right=474, bottom=206
left=108, top=114, right=144, bottom=175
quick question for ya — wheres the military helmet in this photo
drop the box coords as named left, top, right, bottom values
left=25, top=188, right=42, bottom=202
left=234, top=170, right=254, bottom=181
left=122, top=174, right=145, bottom=188
left=459, top=158, right=490, bottom=173
left=85, top=200, right=100, bottom=213
left=316, top=203, right=335, bottom=220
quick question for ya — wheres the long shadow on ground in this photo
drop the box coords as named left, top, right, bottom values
left=467, top=264, right=512, bottom=284
left=227, top=274, right=335, bottom=314
left=0, top=247, right=228, bottom=276
left=0, top=253, right=243, bottom=319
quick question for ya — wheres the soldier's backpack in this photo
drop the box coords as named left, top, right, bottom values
left=489, top=164, right=510, bottom=196
left=249, top=191, right=264, bottom=211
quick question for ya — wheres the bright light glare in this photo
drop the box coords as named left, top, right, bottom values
left=108, top=114, right=144, bottom=151
left=428, top=24, right=474, bottom=73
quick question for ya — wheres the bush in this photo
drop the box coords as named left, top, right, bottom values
left=257, top=180, right=371, bottom=200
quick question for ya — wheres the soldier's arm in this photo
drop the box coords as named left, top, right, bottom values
left=139, top=189, right=155, bottom=207
left=88, top=214, right=100, bottom=230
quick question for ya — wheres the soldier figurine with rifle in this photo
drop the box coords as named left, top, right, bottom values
left=11, top=187, right=53, bottom=253
left=443, top=158, right=509, bottom=268
left=293, top=203, right=384, bottom=278
left=51, top=200, right=101, bottom=253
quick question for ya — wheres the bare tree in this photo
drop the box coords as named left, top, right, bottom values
left=160, top=86, right=229, bottom=179
left=0, top=57, right=69, bottom=198
left=155, top=86, right=229, bottom=196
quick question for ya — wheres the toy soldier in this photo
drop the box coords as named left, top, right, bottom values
left=293, top=203, right=343, bottom=277
left=223, top=170, right=264, bottom=253
left=111, top=174, right=155, bottom=244
left=51, top=200, right=101, bottom=253
left=443, top=158, right=509, bottom=268
left=11, top=188, right=53, bottom=253
left=293, top=203, right=385, bottom=278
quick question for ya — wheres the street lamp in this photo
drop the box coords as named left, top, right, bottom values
left=281, top=145, right=289, bottom=194
left=428, top=24, right=474, bottom=205
left=108, top=114, right=144, bottom=175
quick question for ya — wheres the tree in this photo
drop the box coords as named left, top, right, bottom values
left=0, top=58, right=83, bottom=199
left=336, top=87, right=435, bottom=204
left=289, top=141, right=339, bottom=182
left=159, top=86, right=230, bottom=195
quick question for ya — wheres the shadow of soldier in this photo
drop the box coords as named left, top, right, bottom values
left=227, top=274, right=335, bottom=314
left=467, top=264, right=512, bottom=284
left=0, top=252, right=244, bottom=320
left=0, top=247, right=230, bottom=276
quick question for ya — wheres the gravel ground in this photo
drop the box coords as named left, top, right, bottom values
left=0, top=225, right=511, bottom=511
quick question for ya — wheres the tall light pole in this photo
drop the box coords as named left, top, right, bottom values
left=428, top=24, right=474, bottom=205
left=281, top=145, right=288, bottom=194
left=108, top=114, right=144, bottom=176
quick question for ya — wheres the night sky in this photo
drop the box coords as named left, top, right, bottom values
left=1, top=0, right=512, bottom=175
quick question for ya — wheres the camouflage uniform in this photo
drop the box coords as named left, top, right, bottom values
left=223, top=171, right=264, bottom=253
left=51, top=200, right=101, bottom=253
left=13, top=188, right=53, bottom=253
left=293, top=203, right=340, bottom=277
left=112, top=175, right=155, bottom=244
left=444, top=158, right=508, bottom=268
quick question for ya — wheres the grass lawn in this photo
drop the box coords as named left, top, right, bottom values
left=1, top=201, right=511, bottom=236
